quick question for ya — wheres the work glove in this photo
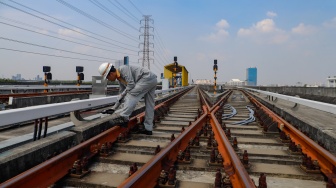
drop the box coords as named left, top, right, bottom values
left=112, top=91, right=127, bottom=111
left=101, top=108, right=115, bottom=114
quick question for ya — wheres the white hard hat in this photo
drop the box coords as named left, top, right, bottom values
left=98, top=62, right=114, bottom=79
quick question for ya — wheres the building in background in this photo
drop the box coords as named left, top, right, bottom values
left=246, top=67, right=257, bottom=86
left=195, top=79, right=211, bottom=85
left=12, top=74, right=22, bottom=80
left=327, top=76, right=336, bottom=87
left=227, top=79, right=245, bottom=86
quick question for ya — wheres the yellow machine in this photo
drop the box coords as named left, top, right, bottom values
left=163, top=63, right=189, bottom=87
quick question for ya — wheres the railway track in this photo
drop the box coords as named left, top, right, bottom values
left=1, top=87, right=335, bottom=187
left=57, top=87, right=223, bottom=187
left=223, top=90, right=326, bottom=187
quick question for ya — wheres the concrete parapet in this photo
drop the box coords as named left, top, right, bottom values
left=253, top=94, right=336, bottom=155
left=0, top=131, right=77, bottom=183
left=248, top=86, right=336, bottom=104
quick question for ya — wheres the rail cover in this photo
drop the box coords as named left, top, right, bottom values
left=242, top=87, right=336, bottom=114
left=0, top=87, right=186, bottom=127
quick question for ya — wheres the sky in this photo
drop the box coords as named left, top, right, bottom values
left=0, top=0, right=336, bottom=86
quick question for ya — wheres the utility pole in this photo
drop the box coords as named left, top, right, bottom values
left=213, top=59, right=218, bottom=94
left=139, top=15, right=154, bottom=70
left=173, top=56, right=178, bottom=88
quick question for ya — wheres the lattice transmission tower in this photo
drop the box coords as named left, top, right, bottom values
left=139, top=15, right=154, bottom=70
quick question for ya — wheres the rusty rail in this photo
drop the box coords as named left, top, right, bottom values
left=210, top=106, right=255, bottom=187
left=0, top=87, right=192, bottom=188
left=243, top=90, right=336, bottom=184
left=0, top=125, right=121, bottom=188
left=201, top=89, right=255, bottom=187
left=119, top=105, right=208, bottom=188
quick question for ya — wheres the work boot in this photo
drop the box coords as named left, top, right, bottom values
left=109, top=116, right=129, bottom=128
left=138, top=129, right=152, bottom=135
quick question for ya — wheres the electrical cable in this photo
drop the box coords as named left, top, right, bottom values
left=89, top=0, right=138, bottom=30
left=56, top=0, right=138, bottom=42
left=0, top=47, right=111, bottom=62
left=128, top=0, right=143, bottom=16
left=107, top=0, right=139, bottom=23
left=0, top=16, right=135, bottom=50
left=0, top=21, right=138, bottom=56
left=0, top=36, right=117, bottom=61
left=4, top=0, right=138, bottom=49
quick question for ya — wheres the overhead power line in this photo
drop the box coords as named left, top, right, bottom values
left=0, top=16, right=136, bottom=51
left=0, top=37, right=117, bottom=61
left=0, top=21, right=137, bottom=56
left=107, top=0, right=139, bottom=23
left=4, top=0, right=138, bottom=49
left=128, top=0, right=143, bottom=16
left=89, top=0, right=138, bottom=31
left=0, top=47, right=110, bottom=62
left=56, top=0, right=138, bottom=42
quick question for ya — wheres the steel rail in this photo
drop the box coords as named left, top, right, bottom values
left=198, top=89, right=255, bottom=187
left=118, top=105, right=208, bottom=188
left=0, top=125, right=121, bottom=188
left=0, top=87, right=191, bottom=188
left=210, top=106, right=256, bottom=187
left=244, top=90, right=336, bottom=184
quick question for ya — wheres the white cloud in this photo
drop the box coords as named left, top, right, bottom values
left=200, top=19, right=230, bottom=42
left=216, top=19, right=230, bottom=29
left=292, top=23, right=316, bottom=35
left=58, top=28, right=84, bottom=38
left=255, top=19, right=276, bottom=33
left=323, top=17, right=336, bottom=28
left=267, top=11, right=277, bottom=18
left=237, top=18, right=288, bottom=44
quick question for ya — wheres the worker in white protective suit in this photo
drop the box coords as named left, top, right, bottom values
left=98, top=62, right=157, bottom=135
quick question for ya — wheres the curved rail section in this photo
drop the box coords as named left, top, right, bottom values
left=243, top=90, right=336, bottom=186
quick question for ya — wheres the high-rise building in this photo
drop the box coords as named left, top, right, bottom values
left=246, top=67, right=257, bottom=86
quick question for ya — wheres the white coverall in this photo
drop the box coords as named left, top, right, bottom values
left=116, top=65, right=157, bottom=131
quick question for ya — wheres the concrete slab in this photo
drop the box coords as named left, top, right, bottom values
left=120, top=140, right=169, bottom=148
left=231, top=129, right=264, bottom=135
left=250, top=163, right=324, bottom=180
left=107, top=153, right=153, bottom=164
left=160, top=121, right=190, bottom=126
left=238, top=147, right=288, bottom=156
left=237, top=137, right=281, bottom=144
left=163, top=117, right=195, bottom=122
left=169, top=109, right=199, bottom=113
left=250, top=175, right=326, bottom=188
left=155, top=126, right=182, bottom=131
left=65, top=171, right=127, bottom=188
left=178, top=180, right=212, bottom=188
left=167, top=114, right=197, bottom=118
left=226, top=124, right=259, bottom=130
